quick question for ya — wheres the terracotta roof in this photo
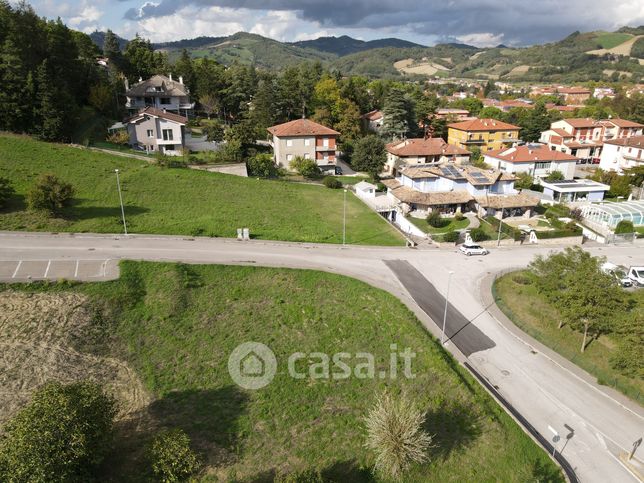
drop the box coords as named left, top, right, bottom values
left=560, top=118, right=597, bottom=128
left=605, top=118, right=644, bottom=128
left=385, top=182, right=475, bottom=206
left=557, top=87, right=591, bottom=94
left=436, top=108, right=470, bottom=115
left=486, top=144, right=579, bottom=163
left=126, top=74, right=190, bottom=97
left=267, top=118, right=339, bottom=137
left=127, top=106, right=188, bottom=124
left=361, top=109, right=383, bottom=121
left=386, top=137, right=471, bottom=157
left=550, top=128, right=574, bottom=138
left=545, top=104, right=577, bottom=112
left=447, top=118, right=520, bottom=132
left=397, top=165, right=514, bottom=185
left=604, top=135, right=644, bottom=148
left=475, top=193, right=539, bottom=209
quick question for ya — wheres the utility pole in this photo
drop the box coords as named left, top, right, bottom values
left=343, top=189, right=347, bottom=246
left=115, top=169, right=127, bottom=235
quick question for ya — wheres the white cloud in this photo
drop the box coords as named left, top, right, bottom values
left=68, top=4, right=102, bottom=28
left=455, top=32, right=505, bottom=48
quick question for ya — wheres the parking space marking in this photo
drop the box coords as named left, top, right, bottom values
left=74, top=260, right=79, bottom=278
left=43, top=260, right=51, bottom=277
left=12, top=261, right=22, bottom=278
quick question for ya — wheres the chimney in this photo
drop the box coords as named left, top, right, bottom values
left=179, top=76, right=183, bottom=85
left=169, top=73, right=173, bottom=81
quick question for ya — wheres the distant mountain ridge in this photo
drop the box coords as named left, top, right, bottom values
left=87, top=28, right=644, bottom=82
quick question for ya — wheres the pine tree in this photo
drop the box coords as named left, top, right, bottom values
left=382, top=87, right=414, bottom=140
left=36, top=60, right=71, bottom=141
left=174, top=49, right=196, bottom=94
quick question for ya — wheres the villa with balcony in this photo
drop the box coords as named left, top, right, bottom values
left=447, top=118, right=521, bottom=152
left=125, top=74, right=194, bottom=117
left=267, top=119, right=340, bottom=173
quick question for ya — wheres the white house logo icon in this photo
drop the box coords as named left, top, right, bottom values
left=228, top=342, right=277, bottom=390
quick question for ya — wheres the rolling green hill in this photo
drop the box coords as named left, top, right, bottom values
left=291, top=35, right=424, bottom=56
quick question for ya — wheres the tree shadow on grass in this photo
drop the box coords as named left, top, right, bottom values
left=0, top=194, right=27, bottom=214
left=423, top=401, right=482, bottom=461
left=64, top=202, right=149, bottom=221
left=104, top=385, right=249, bottom=481
left=242, top=459, right=374, bottom=483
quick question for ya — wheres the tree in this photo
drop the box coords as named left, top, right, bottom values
left=0, top=381, right=116, bottom=482
left=27, top=173, right=74, bottom=214
left=352, top=135, right=386, bottom=179
left=35, top=59, right=74, bottom=141
left=199, top=93, right=219, bottom=119
left=610, top=312, right=644, bottom=378
left=609, top=175, right=632, bottom=198
left=0, top=176, right=14, bottom=208
left=427, top=210, right=446, bottom=228
left=545, top=170, right=565, bottom=182
left=173, top=49, right=195, bottom=94
left=521, top=102, right=552, bottom=142
left=148, top=429, right=201, bottom=483
left=247, top=153, right=279, bottom=178
left=614, top=220, right=634, bottom=234
left=382, top=87, right=415, bottom=139
left=202, top=121, right=225, bottom=143
left=515, top=172, right=534, bottom=190
left=290, top=156, right=320, bottom=178
left=364, top=392, right=432, bottom=481
left=88, top=83, right=114, bottom=116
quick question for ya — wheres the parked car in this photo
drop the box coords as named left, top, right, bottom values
left=334, top=166, right=343, bottom=175
left=627, top=266, right=644, bottom=287
left=601, top=262, right=632, bottom=287
left=459, top=244, right=488, bottom=256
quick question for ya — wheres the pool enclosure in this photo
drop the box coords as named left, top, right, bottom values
left=579, top=200, right=644, bottom=228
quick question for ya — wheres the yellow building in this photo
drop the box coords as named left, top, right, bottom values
left=447, top=118, right=521, bottom=152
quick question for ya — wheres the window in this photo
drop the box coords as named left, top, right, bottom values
left=287, top=154, right=294, bottom=162
left=147, top=129, right=154, bottom=138
left=304, top=138, right=311, bottom=146
left=160, top=98, right=171, bottom=105
left=304, top=153, right=310, bottom=159
left=286, top=139, right=293, bottom=147
left=323, top=137, right=329, bottom=147
left=162, top=129, right=173, bottom=141
left=535, top=162, right=551, bottom=170
left=155, top=86, right=163, bottom=92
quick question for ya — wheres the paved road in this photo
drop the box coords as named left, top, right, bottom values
left=0, top=232, right=642, bottom=482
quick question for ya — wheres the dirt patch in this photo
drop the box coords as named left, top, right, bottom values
left=506, top=65, right=531, bottom=76
left=394, top=58, right=451, bottom=76
left=0, top=291, right=150, bottom=424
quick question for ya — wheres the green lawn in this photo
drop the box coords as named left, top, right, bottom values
left=408, top=216, right=470, bottom=234
left=0, top=134, right=402, bottom=245
left=2, top=262, right=563, bottom=482
left=494, top=271, right=644, bottom=403
left=595, top=32, right=633, bottom=49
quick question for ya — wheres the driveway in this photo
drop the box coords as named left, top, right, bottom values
left=0, top=232, right=642, bottom=482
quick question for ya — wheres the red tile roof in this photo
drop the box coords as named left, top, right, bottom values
left=267, top=118, right=339, bottom=137
left=361, top=109, right=383, bottom=121
left=605, top=118, right=644, bottom=128
left=486, top=144, right=579, bottom=163
left=550, top=128, right=574, bottom=138
left=127, top=107, right=188, bottom=124
left=386, top=137, right=471, bottom=157
left=560, top=118, right=598, bottom=128
left=557, top=87, right=591, bottom=94
left=604, top=135, right=644, bottom=148
left=447, top=118, right=520, bottom=132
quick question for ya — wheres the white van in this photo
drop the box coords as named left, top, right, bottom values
left=627, top=266, right=644, bottom=287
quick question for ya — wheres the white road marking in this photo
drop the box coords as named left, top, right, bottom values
left=11, top=260, right=22, bottom=278
left=43, top=260, right=51, bottom=277
left=74, top=260, right=79, bottom=278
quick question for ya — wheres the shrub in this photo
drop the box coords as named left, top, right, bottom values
left=454, top=212, right=465, bottom=221
left=569, top=207, right=583, bottom=221
left=275, top=468, right=325, bottom=483
left=247, top=154, right=279, bottom=178
left=545, top=170, right=565, bottom=182
left=323, top=176, right=342, bottom=189
left=364, top=392, right=432, bottom=481
left=148, top=429, right=201, bottom=482
left=106, top=130, right=129, bottom=145
left=291, top=156, right=321, bottom=179
left=515, top=172, right=534, bottom=190
left=202, top=122, right=225, bottom=143
left=442, top=230, right=460, bottom=243
left=0, top=381, right=116, bottom=482
left=27, top=173, right=74, bottom=214
left=469, top=227, right=489, bottom=242
left=426, top=210, right=447, bottom=228
left=614, top=220, right=634, bottom=234
left=0, top=177, right=15, bottom=209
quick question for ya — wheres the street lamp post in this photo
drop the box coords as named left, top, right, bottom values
left=496, top=208, right=504, bottom=246
left=115, top=169, right=127, bottom=235
left=441, top=271, right=454, bottom=345
left=343, top=189, right=347, bottom=246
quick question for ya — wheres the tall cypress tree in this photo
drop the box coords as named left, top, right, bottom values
left=36, top=60, right=72, bottom=141
left=382, top=87, right=414, bottom=140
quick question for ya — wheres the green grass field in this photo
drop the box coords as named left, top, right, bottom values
left=494, top=271, right=644, bottom=403
left=0, top=134, right=402, bottom=245
left=595, top=32, right=633, bottom=49
left=2, top=262, right=563, bottom=482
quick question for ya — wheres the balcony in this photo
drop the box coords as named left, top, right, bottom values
left=462, top=138, right=485, bottom=144
left=315, top=145, right=335, bottom=151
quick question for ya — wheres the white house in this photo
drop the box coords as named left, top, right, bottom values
left=126, top=107, right=187, bottom=156
left=540, top=179, right=610, bottom=203
left=125, top=74, right=194, bottom=117
left=484, top=144, right=579, bottom=181
left=599, top=135, right=644, bottom=174
left=384, top=137, right=471, bottom=176
left=382, top=164, right=537, bottom=218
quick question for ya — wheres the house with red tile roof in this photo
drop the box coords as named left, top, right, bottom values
left=384, top=137, right=471, bottom=175
left=599, top=135, right=644, bottom=174
left=484, top=144, right=579, bottom=180
left=447, top=118, right=521, bottom=151
left=126, top=107, right=188, bottom=156
left=361, top=109, right=384, bottom=132
left=267, top=119, right=340, bottom=172
left=540, top=118, right=644, bottom=164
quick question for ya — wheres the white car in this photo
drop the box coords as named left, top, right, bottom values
left=459, top=244, right=489, bottom=256
left=601, top=262, right=633, bottom=288
left=627, top=266, right=644, bottom=287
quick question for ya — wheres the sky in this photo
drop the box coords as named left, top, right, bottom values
left=20, top=0, right=644, bottom=47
